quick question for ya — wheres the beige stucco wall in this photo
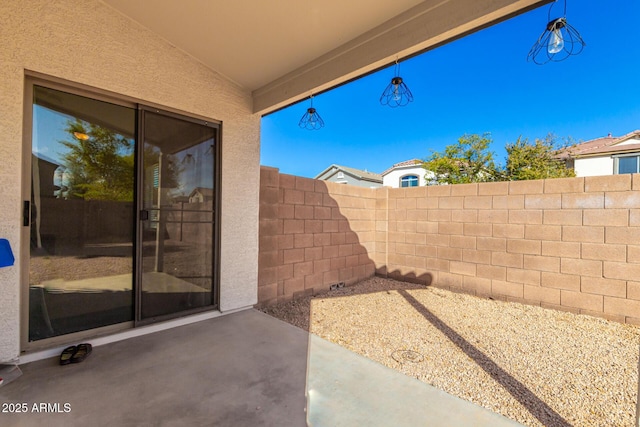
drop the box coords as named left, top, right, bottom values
left=0, top=0, right=260, bottom=361
left=382, top=165, right=431, bottom=188
left=574, top=156, right=614, bottom=177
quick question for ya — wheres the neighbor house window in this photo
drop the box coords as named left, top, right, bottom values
left=400, top=175, right=419, bottom=187
left=615, top=155, right=640, bottom=174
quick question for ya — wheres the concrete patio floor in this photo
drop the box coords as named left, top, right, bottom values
left=0, top=309, right=522, bottom=426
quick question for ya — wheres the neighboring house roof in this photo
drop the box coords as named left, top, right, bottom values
left=315, top=164, right=382, bottom=183
left=189, top=187, right=214, bottom=198
left=559, top=130, right=640, bottom=159
left=173, top=195, right=190, bottom=203
left=380, top=159, right=424, bottom=176
left=33, top=152, right=62, bottom=168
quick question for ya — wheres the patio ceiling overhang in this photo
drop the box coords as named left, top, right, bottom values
left=102, top=0, right=551, bottom=115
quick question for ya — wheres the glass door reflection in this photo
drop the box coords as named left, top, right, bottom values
left=29, top=86, right=135, bottom=341
left=139, top=109, right=216, bottom=320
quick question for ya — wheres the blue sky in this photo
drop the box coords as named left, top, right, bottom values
left=260, top=0, right=640, bottom=178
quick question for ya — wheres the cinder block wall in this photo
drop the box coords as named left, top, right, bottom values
left=383, top=175, right=640, bottom=325
left=258, top=167, right=377, bottom=306
left=259, top=169, right=640, bottom=325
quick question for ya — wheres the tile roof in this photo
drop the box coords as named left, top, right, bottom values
left=559, top=130, right=640, bottom=158
left=380, top=159, right=424, bottom=176
left=189, top=187, right=214, bottom=197
left=315, top=164, right=382, bottom=182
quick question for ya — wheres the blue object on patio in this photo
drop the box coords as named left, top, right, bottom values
left=0, top=239, right=15, bottom=268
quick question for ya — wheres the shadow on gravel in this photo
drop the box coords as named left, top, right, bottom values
left=259, top=278, right=426, bottom=331
left=397, top=289, right=571, bottom=427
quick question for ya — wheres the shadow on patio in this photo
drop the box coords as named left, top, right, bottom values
left=1, top=309, right=521, bottom=426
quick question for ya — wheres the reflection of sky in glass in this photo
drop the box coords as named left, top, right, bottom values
left=171, top=139, right=215, bottom=198
left=33, top=105, right=135, bottom=163
left=32, top=105, right=74, bottom=165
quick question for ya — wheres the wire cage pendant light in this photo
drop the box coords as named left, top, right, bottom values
left=380, top=59, right=414, bottom=108
left=298, top=95, right=325, bottom=130
left=527, top=0, right=585, bottom=65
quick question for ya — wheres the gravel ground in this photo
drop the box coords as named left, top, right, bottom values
left=260, top=277, right=640, bottom=427
left=29, top=240, right=210, bottom=286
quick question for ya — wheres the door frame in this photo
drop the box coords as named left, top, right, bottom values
left=21, top=72, right=222, bottom=353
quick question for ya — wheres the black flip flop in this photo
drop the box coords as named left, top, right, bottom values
left=59, top=346, right=77, bottom=365
left=70, top=343, right=92, bottom=363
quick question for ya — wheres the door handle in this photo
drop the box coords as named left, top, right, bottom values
left=140, top=209, right=149, bottom=221
left=23, top=201, right=30, bottom=226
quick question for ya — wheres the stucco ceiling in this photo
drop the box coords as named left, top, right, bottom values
left=101, top=0, right=550, bottom=113
left=101, top=0, right=425, bottom=90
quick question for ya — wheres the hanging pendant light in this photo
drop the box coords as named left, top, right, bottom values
left=73, top=131, right=89, bottom=140
left=181, top=152, right=195, bottom=165
left=298, top=95, right=325, bottom=130
left=380, top=59, right=414, bottom=108
left=527, top=0, right=585, bottom=65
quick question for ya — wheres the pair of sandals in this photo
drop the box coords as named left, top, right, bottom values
left=59, top=343, right=92, bottom=365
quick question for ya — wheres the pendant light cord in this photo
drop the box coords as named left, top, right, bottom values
left=548, top=0, right=568, bottom=21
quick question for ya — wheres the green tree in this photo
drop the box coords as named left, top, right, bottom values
left=60, top=119, right=135, bottom=201
left=504, top=135, right=575, bottom=181
left=423, top=133, right=499, bottom=185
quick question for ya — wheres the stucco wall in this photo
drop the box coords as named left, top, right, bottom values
left=574, top=156, right=614, bottom=177
left=382, top=166, right=431, bottom=187
left=324, top=174, right=381, bottom=188
left=0, top=0, right=260, bottom=361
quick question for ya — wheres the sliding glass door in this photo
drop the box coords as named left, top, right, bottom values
left=25, top=80, right=219, bottom=346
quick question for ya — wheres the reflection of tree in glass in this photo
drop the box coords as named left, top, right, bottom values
left=60, top=119, right=134, bottom=201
